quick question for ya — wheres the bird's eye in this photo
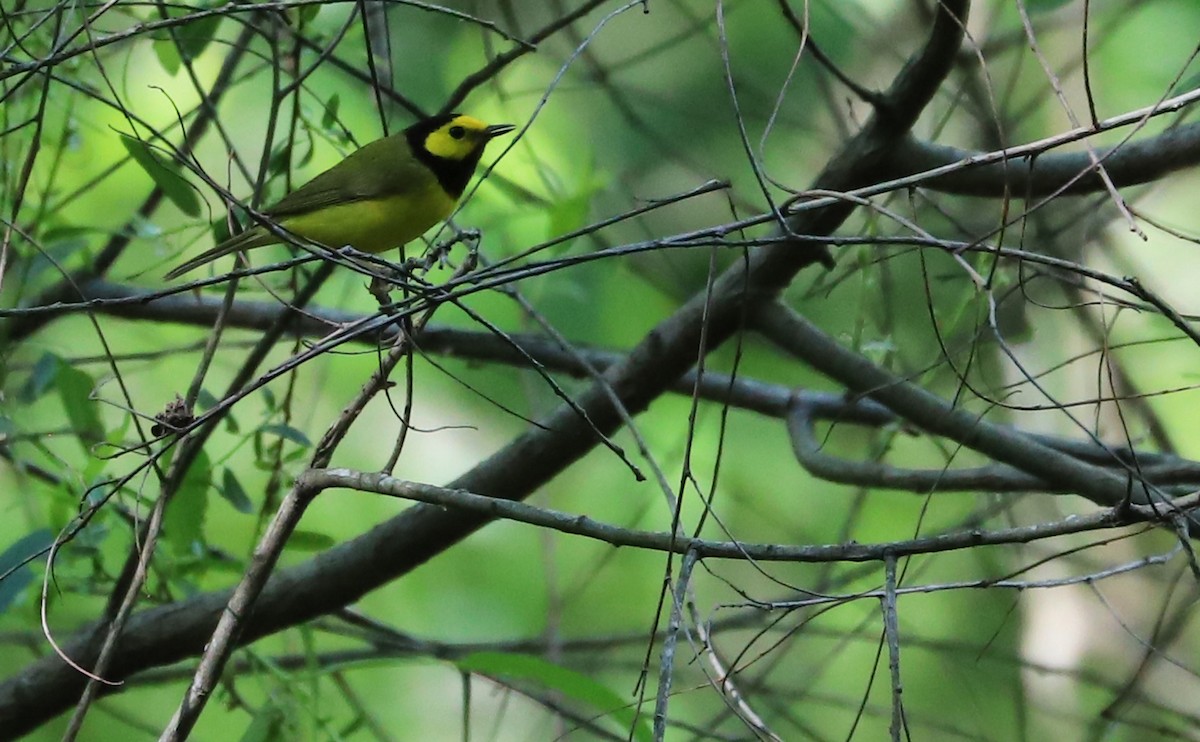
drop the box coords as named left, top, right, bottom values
left=449, top=125, right=466, bottom=140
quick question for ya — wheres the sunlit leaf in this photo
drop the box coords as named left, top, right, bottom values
left=548, top=191, right=593, bottom=250
left=120, top=135, right=202, bottom=217
left=297, top=4, right=320, bottom=26
left=208, top=214, right=234, bottom=245
left=546, top=155, right=604, bottom=254
left=267, top=143, right=293, bottom=177
left=175, top=13, right=222, bottom=62
left=153, top=39, right=181, bottom=75
left=221, top=469, right=254, bottom=514
left=55, top=364, right=104, bottom=447
left=321, top=93, right=341, bottom=130
left=152, top=4, right=222, bottom=70
left=164, top=450, right=211, bottom=553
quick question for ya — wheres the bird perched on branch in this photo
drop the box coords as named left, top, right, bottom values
left=165, top=113, right=514, bottom=279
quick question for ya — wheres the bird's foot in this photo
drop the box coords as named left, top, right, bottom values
left=419, top=228, right=481, bottom=273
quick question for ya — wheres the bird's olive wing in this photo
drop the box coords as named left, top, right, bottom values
left=265, top=135, right=432, bottom=217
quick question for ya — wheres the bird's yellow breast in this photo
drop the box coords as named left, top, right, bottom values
left=278, top=186, right=458, bottom=254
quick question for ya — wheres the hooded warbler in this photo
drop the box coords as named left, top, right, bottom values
left=165, top=113, right=514, bottom=279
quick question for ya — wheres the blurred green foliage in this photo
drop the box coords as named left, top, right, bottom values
left=3, top=0, right=1200, bottom=739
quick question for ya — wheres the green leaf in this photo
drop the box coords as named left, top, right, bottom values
left=73, top=494, right=111, bottom=550
left=220, top=468, right=254, bottom=513
left=281, top=447, right=308, bottom=465
left=176, top=13, right=222, bottom=62
left=196, top=388, right=241, bottom=433
left=55, top=364, right=104, bottom=447
left=458, top=652, right=651, bottom=742
left=152, top=7, right=221, bottom=71
left=548, top=191, right=593, bottom=249
left=321, top=93, right=341, bottom=130
left=266, top=144, right=292, bottom=178
left=120, top=135, right=201, bottom=217
left=0, top=529, right=53, bottom=613
left=297, top=4, right=320, bottom=26
left=197, top=389, right=219, bottom=411
left=238, top=705, right=286, bottom=742
left=287, top=530, right=335, bottom=551
left=42, top=224, right=92, bottom=253
left=210, top=215, right=233, bottom=245
left=546, top=156, right=604, bottom=254
left=164, top=450, right=211, bottom=553
left=19, top=352, right=60, bottom=403
left=261, top=423, right=312, bottom=448
left=153, top=39, right=181, bottom=75
left=294, top=141, right=314, bottom=168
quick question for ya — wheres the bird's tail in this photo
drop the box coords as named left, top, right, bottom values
left=164, top=227, right=270, bottom=280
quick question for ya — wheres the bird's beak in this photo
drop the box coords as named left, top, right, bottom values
left=485, top=123, right=516, bottom=138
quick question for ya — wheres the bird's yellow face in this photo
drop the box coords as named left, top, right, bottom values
left=423, top=115, right=510, bottom=160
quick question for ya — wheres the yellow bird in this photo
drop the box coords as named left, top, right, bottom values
left=165, top=114, right=514, bottom=279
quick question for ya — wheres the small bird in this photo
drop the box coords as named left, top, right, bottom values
left=165, top=113, right=515, bottom=279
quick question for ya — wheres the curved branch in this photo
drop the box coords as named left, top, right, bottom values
left=886, top=122, right=1200, bottom=197
left=755, top=302, right=1168, bottom=511
left=786, top=390, right=1200, bottom=495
